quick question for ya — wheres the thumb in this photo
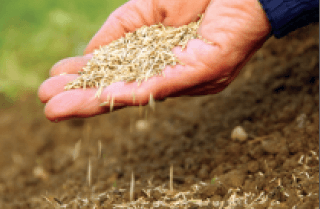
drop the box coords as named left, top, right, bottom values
left=84, top=0, right=158, bottom=54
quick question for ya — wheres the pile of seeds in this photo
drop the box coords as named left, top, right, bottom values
left=65, top=15, right=207, bottom=96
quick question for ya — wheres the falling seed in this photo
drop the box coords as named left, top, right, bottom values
left=170, top=164, right=173, bottom=192
left=73, top=139, right=81, bottom=161
left=95, top=85, right=104, bottom=98
left=99, top=101, right=109, bottom=106
left=98, top=140, right=102, bottom=159
left=132, top=92, right=136, bottom=104
left=87, top=158, right=91, bottom=187
left=33, top=166, right=49, bottom=180
left=149, top=93, right=155, bottom=111
left=135, top=119, right=149, bottom=132
left=130, top=172, right=135, bottom=202
left=110, top=97, right=114, bottom=112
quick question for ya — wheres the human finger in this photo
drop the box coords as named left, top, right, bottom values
left=84, top=0, right=157, bottom=54
left=44, top=89, right=125, bottom=122
left=38, top=74, right=79, bottom=103
left=50, top=54, right=93, bottom=76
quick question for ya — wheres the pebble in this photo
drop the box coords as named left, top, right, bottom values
left=231, top=126, right=248, bottom=141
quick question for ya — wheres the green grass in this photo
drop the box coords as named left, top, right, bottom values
left=0, top=0, right=127, bottom=99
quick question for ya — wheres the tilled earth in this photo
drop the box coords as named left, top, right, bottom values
left=0, top=24, right=318, bottom=209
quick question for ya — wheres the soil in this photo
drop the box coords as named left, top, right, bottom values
left=0, top=24, right=318, bottom=209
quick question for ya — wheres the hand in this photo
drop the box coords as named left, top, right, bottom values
left=38, top=0, right=271, bottom=121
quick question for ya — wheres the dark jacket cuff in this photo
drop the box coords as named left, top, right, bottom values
left=259, top=0, right=319, bottom=38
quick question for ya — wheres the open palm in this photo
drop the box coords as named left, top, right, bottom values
left=38, top=0, right=271, bottom=121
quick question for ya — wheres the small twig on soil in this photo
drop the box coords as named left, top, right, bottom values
left=298, top=155, right=304, bottom=164
left=42, top=195, right=54, bottom=206
left=53, top=197, right=63, bottom=205
left=248, top=135, right=270, bottom=144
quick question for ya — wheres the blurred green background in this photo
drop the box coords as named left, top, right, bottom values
left=0, top=0, right=127, bottom=103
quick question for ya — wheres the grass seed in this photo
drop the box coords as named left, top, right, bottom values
left=65, top=15, right=206, bottom=97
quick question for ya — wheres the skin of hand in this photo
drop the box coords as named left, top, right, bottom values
left=38, top=0, right=272, bottom=122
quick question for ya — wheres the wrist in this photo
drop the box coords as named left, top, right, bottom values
left=253, top=0, right=272, bottom=37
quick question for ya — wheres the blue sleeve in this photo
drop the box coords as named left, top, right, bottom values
left=258, top=0, right=319, bottom=38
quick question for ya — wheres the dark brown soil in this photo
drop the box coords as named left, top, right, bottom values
left=0, top=24, right=318, bottom=209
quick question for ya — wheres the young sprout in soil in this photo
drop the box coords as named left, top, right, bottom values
left=211, top=177, right=216, bottom=184
left=65, top=14, right=207, bottom=97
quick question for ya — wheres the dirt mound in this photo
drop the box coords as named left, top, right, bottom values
left=0, top=24, right=318, bottom=208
